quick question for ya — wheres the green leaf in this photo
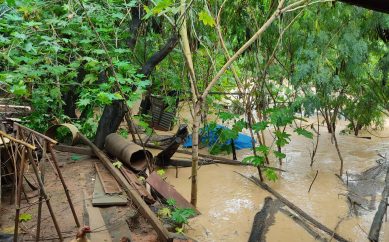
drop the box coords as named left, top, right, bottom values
left=294, top=128, right=313, bottom=139
left=113, top=160, right=123, bottom=169
left=19, top=213, right=32, bottom=222
left=10, top=82, right=28, bottom=96
left=219, top=111, right=237, bottom=121
left=274, top=131, right=291, bottom=147
left=78, top=98, right=91, bottom=107
left=71, top=154, right=81, bottom=161
left=273, top=150, right=286, bottom=159
left=171, top=208, right=196, bottom=225
left=158, top=207, right=171, bottom=218
left=175, top=226, right=184, bottom=234
left=198, top=10, right=215, bottom=27
left=167, top=198, right=176, bottom=207
left=242, top=155, right=264, bottom=166
left=157, top=169, right=165, bottom=176
left=255, top=145, right=270, bottom=155
left=265, top=168, right=278, bottom=182
left=252, top=121, right=268, bottom=132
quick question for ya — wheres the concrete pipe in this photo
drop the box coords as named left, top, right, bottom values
left=104, top=133, right=152, bottom=172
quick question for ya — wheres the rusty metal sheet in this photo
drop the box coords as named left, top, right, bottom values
left=146, top=171, right=199, bottom=214
left=95, top=163, right=122, bottom=194
left=120, top=167, right=155, bottom=204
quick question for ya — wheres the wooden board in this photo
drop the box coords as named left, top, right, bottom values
left=92, top=175, right=127, bottom=206
left=54, top=144, right=93, bottom=156
left=146, top=171, right=199, bottom=214
left=95, top=162, right=122, bottom=194
left=120, top=167, right=155, bottom=204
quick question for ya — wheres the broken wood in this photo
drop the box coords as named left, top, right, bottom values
left=95, top=162, right=122, bottom=194
left=54, top=144, right=94, bottom=156
left=368, top=166, right=389, bottom=242
left=248, top=196, right=274, bottom=242
left=120, top=167, right=155, bottom=204
left=146, top=171, right=199, bottom=214
left=78, top=133, right=173, bottom=242
left=238, top=172, right=349, bottom=242
left=280, top=208, right=328, bottom=242
left=168, top=158, right=215, bottom=167
left=154, top=124, right=188, bottom=166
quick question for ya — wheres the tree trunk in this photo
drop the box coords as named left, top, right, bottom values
left=62, top=90, right=78, bottom=119
left=94, top=100, right=127, bottom=148
left=332, top=132, right=344, bottom=177
left=95, top=34, right=179, bottom=142
left=191, top=102, right=201, bottom=206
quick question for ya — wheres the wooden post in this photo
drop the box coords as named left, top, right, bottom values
left=13, top=148, right=25, bottom=242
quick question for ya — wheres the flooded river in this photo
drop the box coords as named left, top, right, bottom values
left=162, top=117, right=389, bottom=241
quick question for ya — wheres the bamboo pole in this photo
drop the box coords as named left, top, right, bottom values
left=48, top=144, right=80, bottom=227
left=13, top=148, right=25, bottom=242
left=27, top=148, right=63, bottom=241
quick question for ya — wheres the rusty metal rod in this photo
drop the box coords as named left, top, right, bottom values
left=48, top=144, right=80, bottom=227
left=27, top=148, right=63, bottom=241
left=13, top=148, right=25, bottom=242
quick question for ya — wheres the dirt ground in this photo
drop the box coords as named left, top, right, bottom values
left=0, top=150, right=158, bottom=242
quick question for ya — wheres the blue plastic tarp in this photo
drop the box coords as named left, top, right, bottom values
left=183, top=124, right=254, bottom=150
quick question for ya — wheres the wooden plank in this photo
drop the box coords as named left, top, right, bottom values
left=95, top=163, right=122, bottom=194
left=78, top=133, right=173, bottom=242
left=146, top=171, right=199, bottom=214
left=92, top=175, right=127, bottom=206
left=53, top=144, right=93, bottom=156
left=120, top=167, right=155, bottom=204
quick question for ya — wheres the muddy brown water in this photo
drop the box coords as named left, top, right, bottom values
left=158, top=117, right=389, bottom=242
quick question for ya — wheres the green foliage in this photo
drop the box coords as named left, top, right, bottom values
left=170, top=208, right=196, bottom=226
left=71, top=154, right=81, bottom=161
left=113, top=160, right=123, bottom=169
left=264, top=168, right=278, bottom=182
left=157, top=169, right=166, bottom=176
left=273, top=150, right=286, bottom=159
left=158, top=207, right=172, bottom=218
left=242, top=155, right=264, bottom=167
left=198, top=10, right=215, bottom=27
left=294, top=128, right=313, bottom=139
left=167, top=198, right=177, bottom=207
left=274, top=131, right=291, bottom=147
left=118, top=128, right=129, bottom=139
left=19, top=213, right=32, bottom=222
